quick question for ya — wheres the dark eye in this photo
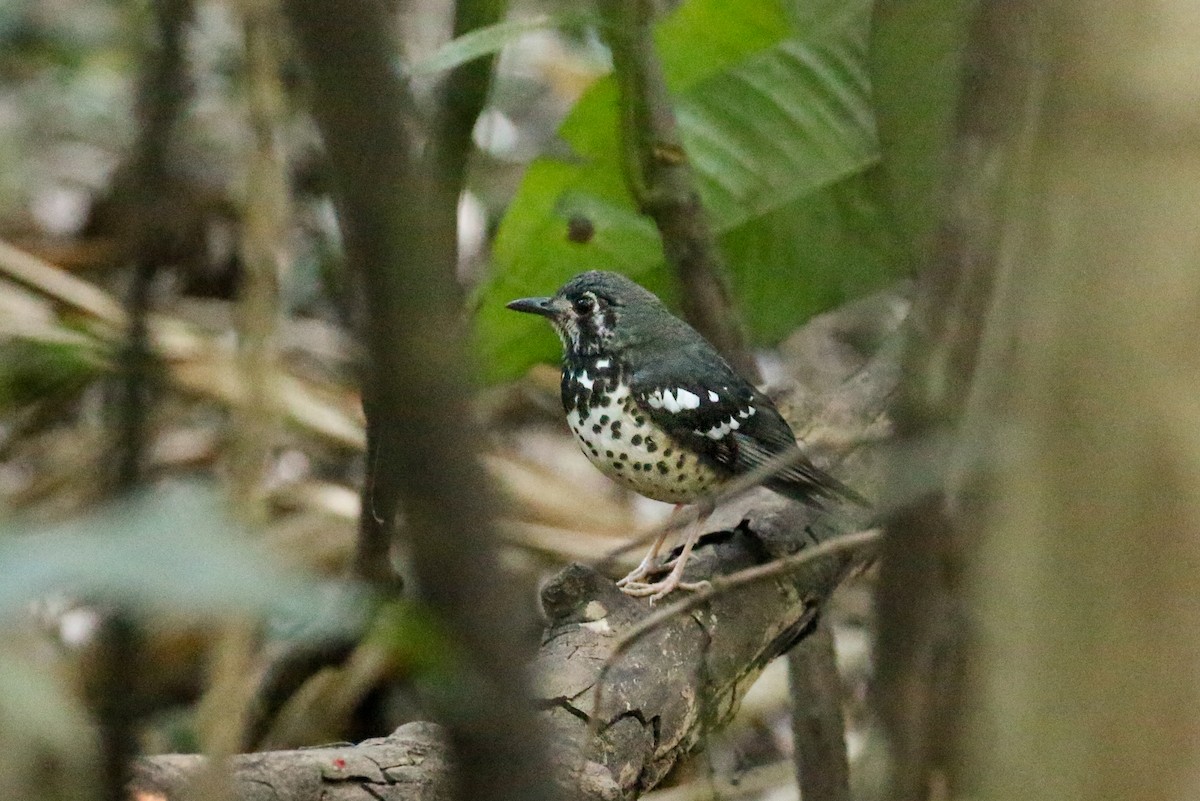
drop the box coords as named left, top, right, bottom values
left=573, top=295, right=595, bottom=315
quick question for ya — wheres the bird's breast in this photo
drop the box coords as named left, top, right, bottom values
left=563, top=369, right=725, bottom=505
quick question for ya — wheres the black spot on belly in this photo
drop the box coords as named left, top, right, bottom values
left=663, top=448, right=673, bottom=457
left=605, top=450, right=614, bottom=458
left=592, top=424, right=602, bottom=434
left=620, top=453, right=629, bottom=461
left=677, top=474, right=686, bottom=482
left=645, top=438, right=657, bottom=453
left=656, top=462, right=669, bottom=475
left=600, top=415, right=610, bottom=425
left=634, top=415, right=646, bottom=426
left=676, top=455, right=686, bottom=468
left=589, top=446, right=599, bottom=457
left=614, top=463, right=624, bottom=471
left=631, top=434, right=643, bottom=446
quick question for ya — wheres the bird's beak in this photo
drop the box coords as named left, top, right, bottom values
left=505, top=296, right=559, bottom=318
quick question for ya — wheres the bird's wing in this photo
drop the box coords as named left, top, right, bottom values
left=629, top=347, right=863, bottom=505
left=627, top=347, right=775, bottom=471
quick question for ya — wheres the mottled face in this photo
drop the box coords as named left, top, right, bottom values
left=505, top=282, right=622, bottom=356
left=550, top=287, right=619, bottom=355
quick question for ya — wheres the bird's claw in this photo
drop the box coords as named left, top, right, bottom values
left=620, top=578, right=711, bottom=604
left=616, top=555, right=677, bottom=587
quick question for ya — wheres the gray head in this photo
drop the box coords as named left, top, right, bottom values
left=506, top=270, right=673, bottom=357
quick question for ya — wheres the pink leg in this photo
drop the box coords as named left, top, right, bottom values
left=617, top=504, right=682, bottom=587
left=620, top=503, right=714, bottom=602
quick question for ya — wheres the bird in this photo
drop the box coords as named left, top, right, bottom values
left=507, top=270, right=865, bottom=601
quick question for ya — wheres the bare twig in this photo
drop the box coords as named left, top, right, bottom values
left=433, top=0, right=508, bottom=200
left=98, top=2, right=193, bottom=799
left=788, top=618, right=851, bottom=801
left=597, top=0, right=758, bottom=380
left=196, top=0, right=292, bottom=760
left=115, top=0, right=193, bottom=491
left=229, top=0, right=289, bottom=516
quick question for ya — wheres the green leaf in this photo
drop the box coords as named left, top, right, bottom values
left=0, top=484, right=352, bottom=627
left=722, top=167, right=904, bottom=343
left=0, top=338, right=103, bottom=410
left=475, top=0, right=896, bottom=382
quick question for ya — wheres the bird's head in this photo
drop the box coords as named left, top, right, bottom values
left=506, top=271, right=668, bottom=357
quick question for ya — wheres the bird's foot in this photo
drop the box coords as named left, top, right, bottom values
left=619, top=573, right=711, bottom=604
left=616, top=556, right=680, bottom=587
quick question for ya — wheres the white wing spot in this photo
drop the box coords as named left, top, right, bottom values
left=708, top=390, right=719, bottom=402
left=738, top=406, right=756, bottom=419
left=595, top=359, right=610, bottom=369
left=695, top=415, right=743, bottom=440
left=646, top=392, right=664, bottom=409
left=662, top=390, right=681, bottom=413
left=577, top=371, right=594, bottom=390
left=675, top=388, right=700, bottom=409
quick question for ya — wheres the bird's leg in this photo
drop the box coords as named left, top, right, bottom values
left=617, top=504, right=683, bottom=587
left=621, top=499, right=714, bottom=602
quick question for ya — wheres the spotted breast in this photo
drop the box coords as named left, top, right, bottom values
left=562, top=354, right=724, bottom=504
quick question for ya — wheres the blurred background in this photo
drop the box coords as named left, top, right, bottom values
left=2, top=0, right=1198, bottom=800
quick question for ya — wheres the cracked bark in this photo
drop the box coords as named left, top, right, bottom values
left=131, top=286, right=903, bottom=800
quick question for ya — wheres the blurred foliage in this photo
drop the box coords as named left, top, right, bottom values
left=0, top=483, right=348, bottom=623
left=0, top=338, right=103, bottom=408
left=474, top=0, right=905, bottom=382
left=870, top=0, right=978, bottom=260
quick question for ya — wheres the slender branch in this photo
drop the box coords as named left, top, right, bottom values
left=358, top=0, right=506, bottom=590
left=230, top=0, right=289, bottom=517
left=282, top=2, right=557, bottom=800
left=115, top=0, right=192, bottom=491
left=597, top=0, right=759, bottom=381
left=99, top=3, right=192, bottom=800
left=198, top=0, right=292, bottom=758
left=434, top=0, right=508, bottom=198
left=788, top=617, right=852, bottom=801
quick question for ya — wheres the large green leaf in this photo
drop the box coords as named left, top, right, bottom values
left=475, top=0, right=895, bottom=382
left=722, top=166, right=905, bottom=344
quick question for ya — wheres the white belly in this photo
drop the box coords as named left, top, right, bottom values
left=565, top=384, right=722, bottom=504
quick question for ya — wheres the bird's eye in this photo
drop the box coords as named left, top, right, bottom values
left=573, top=295, right=596, bottom=315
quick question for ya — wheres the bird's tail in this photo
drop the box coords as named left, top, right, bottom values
left=767, top=461, right=871, bottom=510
